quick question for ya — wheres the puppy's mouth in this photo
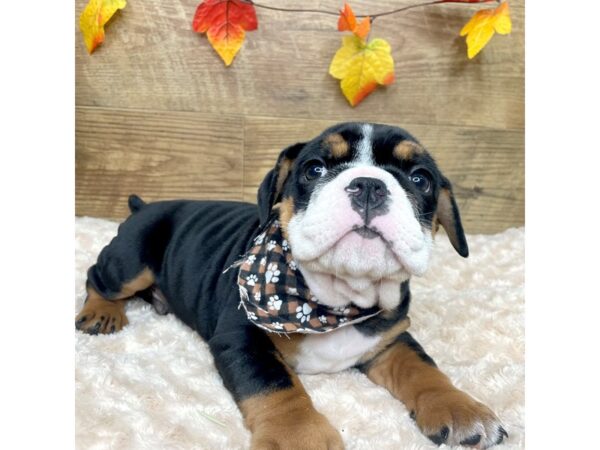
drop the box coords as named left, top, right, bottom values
left=352, top=225, right=383, bottom=240
left=330, top=223, right=427, bottom=278
left=344, top=224, right=405, bottom=268
left=349, top=225, right=402, bottom=269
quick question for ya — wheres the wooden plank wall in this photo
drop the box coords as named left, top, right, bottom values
left=76, top=0, right=524, bottom=234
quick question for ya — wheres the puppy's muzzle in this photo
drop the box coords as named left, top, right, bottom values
left=345, top=177, right=389, bottom=224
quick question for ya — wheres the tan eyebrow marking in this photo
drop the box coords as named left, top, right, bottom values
left=324, top=133, right=349, bottom=158
left=393, top=140, right=424, bottom=160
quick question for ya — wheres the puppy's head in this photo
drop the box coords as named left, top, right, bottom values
left=257, top=123, right=468, bottom=310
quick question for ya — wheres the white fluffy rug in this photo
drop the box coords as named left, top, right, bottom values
left=75, top=217, right=524, bottom=449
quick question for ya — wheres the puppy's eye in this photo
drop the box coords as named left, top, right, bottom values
left=408, top=171, right=431, bottom=193
left=304, top=162, right=327, bottom=181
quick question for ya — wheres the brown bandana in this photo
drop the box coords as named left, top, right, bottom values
left=235, top=219, right=382, bottom=334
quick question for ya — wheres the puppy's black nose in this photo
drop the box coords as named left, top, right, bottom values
left=345, top=177, right=389, bottom=222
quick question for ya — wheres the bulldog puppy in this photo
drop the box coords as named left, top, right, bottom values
left=76, top=123, right=507, bottom=449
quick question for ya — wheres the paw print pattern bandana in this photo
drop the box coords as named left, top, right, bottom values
left=236, top=219, right=382, bottom=334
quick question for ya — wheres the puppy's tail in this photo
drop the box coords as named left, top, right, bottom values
left=128, top=194, right=147, bottom=214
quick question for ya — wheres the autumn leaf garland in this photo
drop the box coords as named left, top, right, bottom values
left=79, top=0, right=513, bottom=106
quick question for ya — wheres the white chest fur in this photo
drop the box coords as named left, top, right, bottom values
left=292, top=326, right=381, bottom=374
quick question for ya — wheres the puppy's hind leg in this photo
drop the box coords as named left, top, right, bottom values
left=76, top=266, right=155, bottom=335
left=76, top=199, right=176, bottom=335
left=76, top=221, right=158, bottom=335
left=75, top=293, right=128, bottom=336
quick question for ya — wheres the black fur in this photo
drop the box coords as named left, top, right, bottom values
left=354, top=281, right=411, bottom=337
left=128, top=194, right=146, bottom=213
left=86, top=199, right=296, bottom=397
left=257, top=142, right=305, bottom=225
left=394, top=332, right=437, bottom=367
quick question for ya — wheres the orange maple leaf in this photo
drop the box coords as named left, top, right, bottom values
left=192, top=0, right=258, bottom=66
left=460, top=1, right=512, bottom=59
left=337, top=2, right=370, bottom=40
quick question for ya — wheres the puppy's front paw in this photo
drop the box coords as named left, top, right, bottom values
left=412, top=389, right=507, bottom=449
left=251, top=409, right=343, bottom=450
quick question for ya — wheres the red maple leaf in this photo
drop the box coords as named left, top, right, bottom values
left=193, top=0, right=258, bottom=66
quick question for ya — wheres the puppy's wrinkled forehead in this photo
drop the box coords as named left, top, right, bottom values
left=301, top=123, right=432, bottom=168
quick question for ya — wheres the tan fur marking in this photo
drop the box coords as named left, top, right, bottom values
left=366, top=341, right=498, bottom=440
left=115, top=267, right=155, bottom=299
left=393, top=141, right=423, bottom=160
left=367, top=343, right=454, bottom=413
left=76, top=268, right=155, bottom=334
left=276, top=158, right=294, bottom=195
left=325, top=133, right=349, bottom=159
left=240, top=374, right=343, bottom=450
left=436, top=188, right=461, bottom=249
left=431, top=212, right=439, bottom=238
left=76, top=293, right=129, bottom=334
left=277, top=196, right=295, bottom=240
left=437, top=189, right=453, bottom=218
left=269, top=333, right=305, bottom=368
left=437, top=188, right=455, bottom=229
left=358, top=317, right=410, bottom=364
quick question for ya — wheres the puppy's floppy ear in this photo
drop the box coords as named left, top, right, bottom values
left=257, top=142, right=305, bottom=225
left=435, top=178, right=469, bottom=258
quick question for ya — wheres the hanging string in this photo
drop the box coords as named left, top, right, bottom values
left=242, top=0, right=499, bottom=22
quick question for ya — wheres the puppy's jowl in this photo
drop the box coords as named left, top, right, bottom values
left=76, top=123, right=507, bottom=449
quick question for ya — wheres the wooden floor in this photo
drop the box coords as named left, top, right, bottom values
left=76, top=0, right=524, bottom=234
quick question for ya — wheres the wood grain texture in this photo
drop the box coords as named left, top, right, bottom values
left=242, top=117, right=523, bottom=235
left=75, top=0, right=524, bottom=232
left=75, top=0, right=524, bottom=129
left=76, top=107, right=244, bottom=219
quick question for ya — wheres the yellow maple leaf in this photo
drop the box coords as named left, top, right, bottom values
left=80, top=0, right=127, bottom=54
left=460, top=1, right=512, bottom=59
left=329, top=35, right=395, bottom=107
